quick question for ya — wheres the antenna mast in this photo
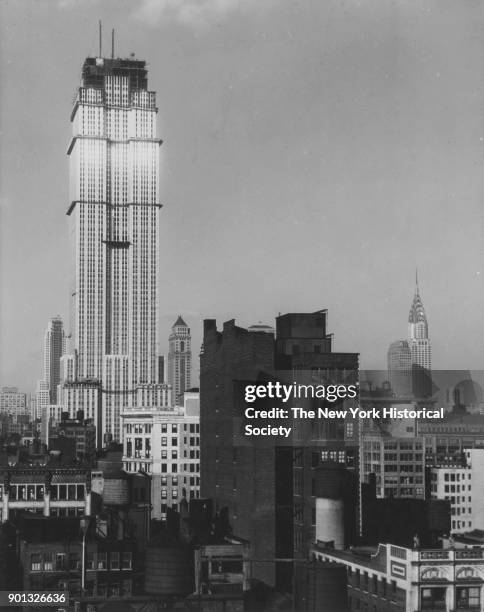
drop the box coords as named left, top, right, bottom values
left=111, top=29, right=115, bottom=59
left=99, top=20, right=102, bottom=57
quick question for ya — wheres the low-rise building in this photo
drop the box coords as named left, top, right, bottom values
left=0, top=467, right=92, bottom=522
left=313, top=541, right=484, bottom=612
left=361, top=434, right=427, bottom=499
left=49, top=414, right=96, bottom=463
left=19, top=516, right=139, bottom=607
left=429, top=449, right=484, bottom=534
left=122, top=391, right=200, bottom=520
left=430, top=463, right=472, bottom=534
left=194, top=538, right=250, bottom=596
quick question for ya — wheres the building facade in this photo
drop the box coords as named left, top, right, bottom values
left=361, top=433, right=427, bottom=500
left=121, top=388, right=200, bottom=519
left=60, top=54, right=164, bottom=445
left=0, top=386, right=28, bottom=418
left=387, top=340, right=412, bottom=397
left=0, top=468, right=92, bottom=523
left=200, top=311, right=359, bottom=588
left=430, top=464, right=472, bottom=534
left=314, top=541, right=484, bottom=612
left=167, top=316, right=192, bottom=406
left=19, top=516, right=139, bottom=606
left=43, top=316, right=66, bottom=404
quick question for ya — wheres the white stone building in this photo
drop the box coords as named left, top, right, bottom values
left=121, top=389, right=200, bottom=519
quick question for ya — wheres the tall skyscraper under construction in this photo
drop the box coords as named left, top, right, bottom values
left=60, top=52, right=168, bottom=445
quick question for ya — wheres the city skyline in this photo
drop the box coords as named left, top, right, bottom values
left=2, top=0, right=484, bottom=393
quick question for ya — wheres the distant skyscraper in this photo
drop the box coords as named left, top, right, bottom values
left=167, top=316, right=192, bottom=406
left=408, top=272, right=432, bottom=396
left=0, top=387, right=27, bottom=418
left=43, top=316, right=66, bottom=404
left=60, top=53, right=166, bottom=444
left=387, top=340, right=412, bottom=397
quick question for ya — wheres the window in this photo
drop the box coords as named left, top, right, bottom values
left=87, top=552, right=95, bottom=570
left=122, top=552, right=132, bottom=570
left=97, top=552, right=107, bottom=570
left=456, top=586, right=480, bottom=609
left=69, top=552, right=81, bottom=570
left=44, top=553, right=53, bottom=571
left=56, top=554, right=66, bottom=571
left=31, top=553, right=42, bottom=571
left=110, top=552, right=120, bottom=570
left=421, top=587, right=446, bottom=609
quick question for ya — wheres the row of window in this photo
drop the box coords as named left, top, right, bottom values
left=125, top=423, right=199, bottom=434
left=443, top=484, right=472, bottom=493
left=31, top=551, right=132, bottom=572
left=421, top=586, right=479, bottom=609
left=160, top=476, right=200, bottom=486
left=8, top=484, right=85, bottom=502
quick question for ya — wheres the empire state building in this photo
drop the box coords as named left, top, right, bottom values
left=60, top=54, right=169, bottom=445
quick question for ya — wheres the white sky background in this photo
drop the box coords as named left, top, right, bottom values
left=1, top=0, right=484, bottom=392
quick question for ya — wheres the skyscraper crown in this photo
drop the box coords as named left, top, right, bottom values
left=408, top=291, right=427, bottom=325
left=173, top=315, right=188, bottom=328
left=408, top=269, right=427, bottom=325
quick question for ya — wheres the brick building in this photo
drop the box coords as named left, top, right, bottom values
left=200, top=310, right=358, bottom=588
left=19, top=516, right=139, bottom=606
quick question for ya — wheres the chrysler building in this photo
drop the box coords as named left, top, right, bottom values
left=408, top=271, right=432, bottom=396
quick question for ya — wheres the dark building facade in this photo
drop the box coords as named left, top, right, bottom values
left=200, top=318, right=275, bottom=585
left=200, top=310, right=358, bottom=589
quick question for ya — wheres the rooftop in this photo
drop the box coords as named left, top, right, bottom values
left=82, top=57, right=148, bottom=90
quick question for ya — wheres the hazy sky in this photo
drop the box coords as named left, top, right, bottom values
left=1, top=0, right=484, bottom=392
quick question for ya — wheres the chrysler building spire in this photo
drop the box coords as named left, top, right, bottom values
left=407, top=272, right=431, bottom=392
